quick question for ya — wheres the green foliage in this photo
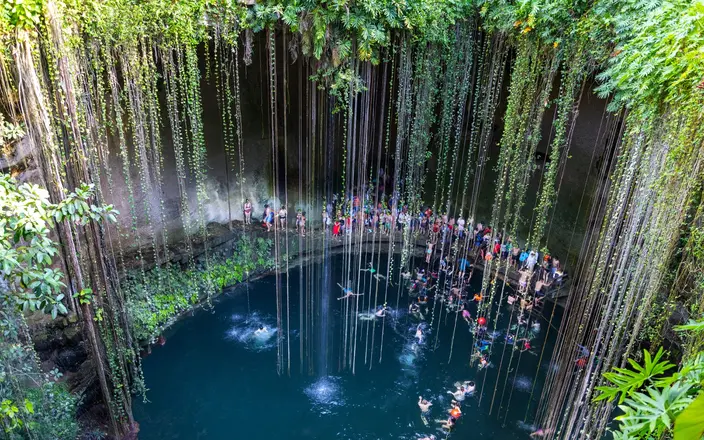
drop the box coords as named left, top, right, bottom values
left=595, top=347, right=676, bottom=404
left=0, top=114, right=24, bottom=149
left=1, top=0, right=42, bottom=33
left=676, top=318, right=704, bottom=333
left=479, top=0, right=590, bottom=45
left=252, top=0, right=471, bottom=63
left=0, top=174, right=117, bottom=318
left=72, top=287, right=93, bottom=305
left=0, top=398, right=30, bottom=433
left=596, top=318, right=704, bottom=439
left=0, top=176, right=109, bottom=439
left=0, top=286, right=80, bottom=439
left=595, top=0, right=704, bottom=111
left=674, top=392, right=704, bottom=440
left=22, top=383, right=80, bottom=440
left=125, top=236, right=273, bottom=341
left=614, top=384, right=693, bottom=439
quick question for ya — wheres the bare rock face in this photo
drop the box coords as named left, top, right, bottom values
left=55, top=344, right=88, bottom=372
left=1, top=136, right=43, bottom=184
left=30, top=311, right=89, bottom=374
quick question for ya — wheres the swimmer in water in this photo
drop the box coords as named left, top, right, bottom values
left=360, top=263, right=389, bottom=284
left=418, top=396, right=432, bottom=413
left=518, top=338, right=532, bottom=352
left=462, top=309, right=472, bottom=324
left=415, top=324, right=423, bottom=343
left=448, top=402, right=462, bottom=420
left=360, top=262, right=377, bottom=274
left=437, top=416, right=456, bottom=431
left=409, top=303, right=425, bottom=320
left=530, top=428, right=553, bottom=438
left=447, top=386, right=466, bottom=401
left=479, top=355, right=490, bottom=369
left=463, top=381, right=476, bottom=394
left=375, top=304, right=389, bottom=317
left=337, top=283, right=363, bottom=300
left=476, top=337, right=492, bottom=349
left=254, top=326, right=268, bottom=336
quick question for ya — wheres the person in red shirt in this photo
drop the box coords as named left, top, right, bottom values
left=333, top=221, right=341, bottom=237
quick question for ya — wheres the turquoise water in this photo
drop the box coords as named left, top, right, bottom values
left=134, top=253, right=558, bottom=439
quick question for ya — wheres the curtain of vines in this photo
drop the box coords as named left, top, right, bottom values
left=537, top=101, right=704, bottom=439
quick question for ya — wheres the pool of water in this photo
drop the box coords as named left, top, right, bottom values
left=134, top=253, right=559, bottom=439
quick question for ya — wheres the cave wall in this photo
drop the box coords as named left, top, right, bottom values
left=4, top=33, right=609, bottom=267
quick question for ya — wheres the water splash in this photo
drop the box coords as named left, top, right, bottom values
left=304, top=376, right=345, bottom=414
left=516, top=420, right=538, bottom=432
left=225, top=311, right=278, bottom=352
left=512, top=375, right=533, bottom=392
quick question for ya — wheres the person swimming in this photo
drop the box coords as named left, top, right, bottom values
left=254, top=326, right=268, bottom=336
left=409, top=303, right=425, bottom=320
left=437, top=416, right=456, bottom=431
left=463, top=381, right=476, bottom=394
left=360, top=262, right=377, bottom=275
left=337, top=283, right=363, bottom=300
left=518, top=338, right=532, bottom=352
left=415, top=324, right=423, bottom=343
left=530, top=428, right=553, bottom=437
left=479, top=355, right=490, bottom=369
left=448, top=403, right=462, bottom=420
left=418, top=396, right=432, bottom=415
left=462, top=309, right=471, bottom=324
left=476, top=339, right=492, bottom=352
left=375, top=304, right=389, bottom=317
left=447, top=386, right=466, bottom=401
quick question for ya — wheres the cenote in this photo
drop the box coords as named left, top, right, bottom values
left=134, top=253, right=559, bottom=439
left=3, top=2, right=703, bottom=439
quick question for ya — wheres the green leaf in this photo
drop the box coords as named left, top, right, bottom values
left=596, top=348, right=675, bottom=403
left=23, top=399, right=33, bottom=414
left=675, top=318, right=704, bottom=333
left=675, top=392, right=704, bottom=440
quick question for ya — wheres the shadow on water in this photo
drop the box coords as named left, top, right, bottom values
left=134, top=252, right=560, bottom=439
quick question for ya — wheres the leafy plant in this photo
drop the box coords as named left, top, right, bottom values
left=125, top=236, right=273, bottom=341
left=0, top=398, right=32, bottom=432
left=674, top=391, right=704, bottom=440
left=595, top=316, right=704, bottom=439
left=73, top=288, right=93, bottom=305
left=595, top=347, right=676, bottom=404
left=0, top=174, right=117, bottom=317
left=0, top=175, right=114, bottom=439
